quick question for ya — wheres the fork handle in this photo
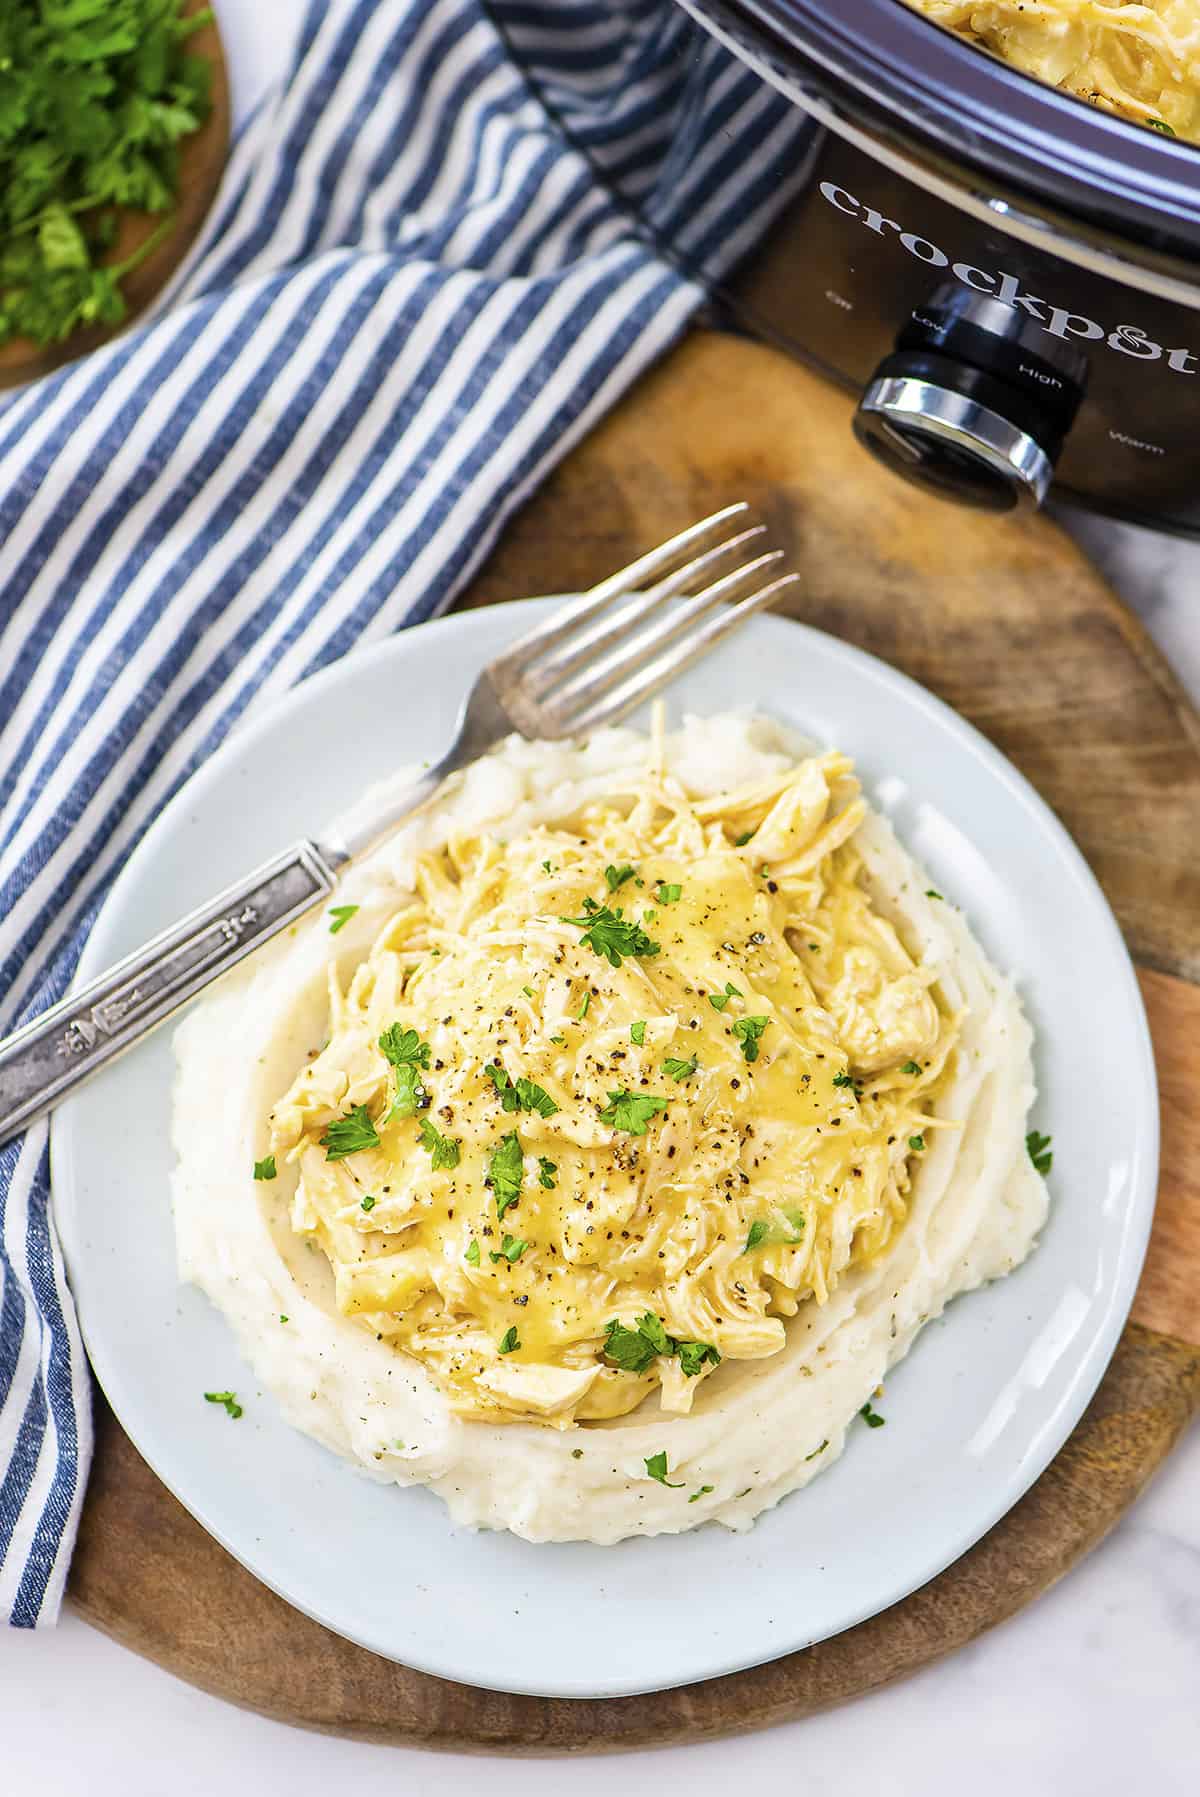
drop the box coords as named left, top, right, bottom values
left=0, top=839, right=345, bottom=1147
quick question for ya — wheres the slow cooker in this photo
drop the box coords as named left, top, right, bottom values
left=666, top=0, right=1200, bottom=531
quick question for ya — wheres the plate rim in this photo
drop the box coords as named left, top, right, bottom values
left=51, top=598, right=1159, bottom=1697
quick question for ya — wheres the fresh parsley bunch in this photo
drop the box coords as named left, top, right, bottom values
left=0, top=0, right=213, bottom=348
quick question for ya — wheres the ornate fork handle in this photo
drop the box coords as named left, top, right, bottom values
left=0, top=840, right=346, bottom=1147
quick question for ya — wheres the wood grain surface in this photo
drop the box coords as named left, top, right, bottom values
left=68, top=331, right=1200, bottom=1746
left=0, top=0, right=229, bottom=390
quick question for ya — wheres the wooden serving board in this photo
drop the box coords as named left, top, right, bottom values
left=68, top=332, right=1200, bottom=1749
left=0, top=0, right=229, bottom=390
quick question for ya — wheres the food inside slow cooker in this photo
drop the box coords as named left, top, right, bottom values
left=900, top=1, right=1200, bottom=143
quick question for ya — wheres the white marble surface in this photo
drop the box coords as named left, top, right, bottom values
left=1, top=4, right=1197, bottom=1790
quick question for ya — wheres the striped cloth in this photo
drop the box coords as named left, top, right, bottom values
left=0, top=0, right=803, bottom=1626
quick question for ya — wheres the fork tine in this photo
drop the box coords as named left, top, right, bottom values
left=542, top=551, right=786, bottom=717
left=520, top=526, right=768, bottom=698
left=558, top=573, right=800, bottom=738
left=489, top=505, right=751, bottom=678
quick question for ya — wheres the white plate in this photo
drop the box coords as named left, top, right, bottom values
left=51, top=602, right=1157, bottom=1698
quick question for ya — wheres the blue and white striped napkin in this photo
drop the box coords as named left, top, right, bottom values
left=0, top=0, right=802, bottom=1625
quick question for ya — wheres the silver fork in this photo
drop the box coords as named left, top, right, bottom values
left=0, top=504, right=797, bottom=1144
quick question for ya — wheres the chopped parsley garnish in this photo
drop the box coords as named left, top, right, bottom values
left=676, top=1339, right=721, bottom=1377
left=387, top=1061, right=427, bottom=1121
left=599, top=1089, right=668, bottom=1135
left=378, top=1025, right=431, bottom=1069
left=521, top=984, right=534, bottom=999
left=663, top=1054, right=697, bottom=1083
left=498, top=1326, right=521, bottom=1355
left=465, top=1239, right=481, bottom=1266
left=707, top=982, right=742, bottom=1012
left=745, top=1219, right=769, bottom=1251
left=925, top=888, right=944, bottom=901
left=360, top=1194, right=376, bottom=1212
left=734, top=830, right=755, bottom=846
left=252, top=1155, right=276, bottom=1181
left=577, top=993, right=590, bottom=1020
left=604, top=863, right=638, bottom=891
left=644, top=1451, right=683, bottom=1487
left=321, top=1104, right=380, bottom=1161
left=541, top=859, right=555, bottom=874
left=732, top=1015, right=769, bottom=1062
left=537, top=1156, right=557, bottom=1190
left=418, top=1117, right=461, bottom=1170
left=279, top=1315, right=288, bottom=1324
left=688, top=1485, right=715, bottom=1503
left=549, top=1034, right=565, bottom=1045
left=908, top=1134, right=926, bottom=1152
left=488, top=1131, right=524, bottom=1219
left=560, top=900, right=660, bottom=968
left=832, top=1071, right=859, bottom=1090
left=805, top=1439, right=829, bottom=1461
left=204, top=1391, right=243, bottom=1420
left=490, top=1234, right=528, bottom=1264
left=655, top=882, right=682, bottom=904
left=860, top=1401, right=886, bottom=1429
left=630, top=1020, right=647, bottom=1046
left=603, top=1314, right=719, bottom=1379
left=484, top=1063, right=558, bottom=1117
left=1149, top=117, right=1176, bottom=134
left=328, top=904, right=358, bottom=934
left=1026, top=1130, right=1053, bottom=1175
left=901, top=1061, right=922, bottom=1076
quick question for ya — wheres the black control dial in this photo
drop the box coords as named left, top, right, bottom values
left=854, top=288, right=1089, bottom=511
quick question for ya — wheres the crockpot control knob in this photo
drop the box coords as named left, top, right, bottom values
left=852, top=290, right=1088, bottom=513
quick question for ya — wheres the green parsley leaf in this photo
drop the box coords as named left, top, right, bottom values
left=490, top=1234, right=528, bottom=1265
left=204, top=1391, right=243, bottom=1420
left=498, top=1326, right=521, bottom=1355
left=465, top=1239, right=481, bottom=1266
left=630, top=1020, right=646, bottom=1046
left=1026, top=1130, right=1053, bottom=1175
left=732, top=1015, right=769, bottom=1062
left=252, top=1155, right=276, bottom=1181
left=360, top=1194, right=376, bottom=1212
left=560, top=902, right=660, bottom=968
left=901, top=1060, right=922, bottom=1075
left=603, top=1319, right=659, bottom=1374
left=485, top=1062, right=520, bottom=1113
left=688, top=1485, right=715, bottom=1503
left=387, top=1062, right=427, bottom=1121
left=925, top=888, right=944, bottom=901
left=655, top=882, right=682, bottom=904
left=549, top=1034, right=566, bottom=1045
left=537, top=1156, right=557, bottom=1190
left=418, top=1117, right=461, bottom=1170
left=328, top=904, right=358, bottom=934
left=599, top=1089, right=668, bottom=1135
left=908, top=1134, right=926, bottom=1152
left=638, top=1312, right=671, bottom=1354
left=604, top=863, right=638, bottom=891
left=378, top=1025, right=431, bottom=1069
left=707, top=982, right=742, bottom=1012
left=676, top=1339, right=721, bottom=1377
left=515, top=1076, right=558, bottom=1117
left=745, top=1219, right=769, bottom=1250
left=279, top=1315, right=289, bottom=1324
left=1149, top=117, right=1176, bottom=134
left=644, top=1451, right=683, bottom=1487
left=521, top=984, right=535, bottom=999
left=832, top=1071, right=859, bottom=1090
left=734, top=830, right=755, bottom=846
left=805, top=1439, right=829, bottom=1461
left=860, top=1401, right=886, bottom=1429
left=541, top=859, right=555, bottom=874
left=488, top=1131, right=524, bottom=1219
left=577, top=993, right=590, bottom=1020
left=321, top=1105, right=380, bottom=1162
left=663, top=1054, right=697, bottom=1083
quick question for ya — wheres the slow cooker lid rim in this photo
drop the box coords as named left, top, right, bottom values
left=724, top=0, right=1200, bottom=246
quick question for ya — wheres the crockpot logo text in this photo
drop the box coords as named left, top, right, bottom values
left=820, top=182, right=1198, bottom=373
